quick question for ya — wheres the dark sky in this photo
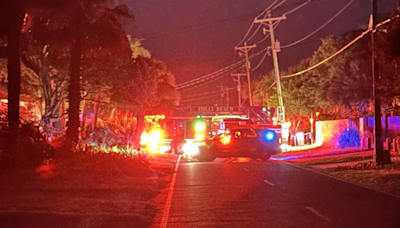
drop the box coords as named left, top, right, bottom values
left=122, top=0, right=399, bottom=106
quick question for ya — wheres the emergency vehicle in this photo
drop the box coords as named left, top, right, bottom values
left=140, top=106, right=291, bottom=154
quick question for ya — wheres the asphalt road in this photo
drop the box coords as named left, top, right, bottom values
left=153, top=156, right=400, bottom=228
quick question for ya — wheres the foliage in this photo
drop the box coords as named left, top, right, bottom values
left=111, top=56, right=180, bottom=113
left=337, top=128, right=361, bottom=149
left=254, top=27, right=389, bottom=121
left=375, top=9, right=400, bottom=114
left=0, top=123, right=57, bottom=170
left=89, top=146, right=150, bottom=164
left=128, top=36, right=151, bottom=59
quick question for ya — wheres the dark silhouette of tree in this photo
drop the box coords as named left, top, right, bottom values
left=0, top=1, right=25, bottom=156
left=111, top=56, right=180, bottom=146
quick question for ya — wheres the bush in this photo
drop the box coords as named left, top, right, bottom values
left=0, top=123, right=57, bottom=170
left=338, top=128, right=361, bottom=149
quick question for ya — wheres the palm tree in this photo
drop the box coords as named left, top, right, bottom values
left=64, top=1, right=133, bottom=147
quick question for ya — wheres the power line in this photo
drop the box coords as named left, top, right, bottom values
left=266, top=80, right=277, bottom=92
left=251, top=47, right=270, bottom=71
left=244, top=0, right=288, bottom=44
left=242, top=0, right=313, bottom=71
left=236, top=0, right=280, bottom=46
left=282, top=0, right=312, bottom=15
left=250, top=0, right=353, bottom=73
left=176, top=60, right=244, bottom=89
left=180, top=88, right=236, bottom=103
left=271, top=0, right=287, bottom=11
left=183, top=89, right=230, bottom=98
left=180, top=93, right=222, bottom=103
left=177, top=47, right=270, bottom=90
left=260, top=13, right=397, bottom=95
left=250, top=21, right=282, bottom=71
left=177, top=65, right=242, bottom=90
left=281, top=15, right=397, bottom=78
left=281, top=0, right=355, bottom=49
left=177, top=70, right=235, bottom=91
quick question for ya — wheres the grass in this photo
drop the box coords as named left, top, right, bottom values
left=275, top=146, right=367, bottom=159
left=282, top=146, right=400, bottom=196
left=0, top=147, right=170, bottom=227
left=304, top=153, right=400, bottom=196
left=298, top=154, right=373, bottom=166
left=328, top=167, right=400, bottom=196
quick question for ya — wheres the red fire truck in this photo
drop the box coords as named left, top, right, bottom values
left=141, top=106, right=292, bottom=153
left=140, top=106, right=290, bottom=154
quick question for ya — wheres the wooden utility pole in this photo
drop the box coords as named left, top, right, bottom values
left=218, top=84, right=229, bottom=106
left=231, top=73, right=247, bottom=108
left=255, top=14, right=286, bottom=122
left=372, top=0, right=390, bottom=164
left=235, top=42, right=256, bottom=106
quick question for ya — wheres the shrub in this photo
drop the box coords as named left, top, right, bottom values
left=338, top=128, right=361, bottom=149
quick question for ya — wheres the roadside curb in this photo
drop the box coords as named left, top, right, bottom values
left=282, top=161, right=400, bottom=199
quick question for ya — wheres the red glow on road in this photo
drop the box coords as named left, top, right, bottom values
left=36, top=163, right=55, bottom=179
left=232, top=157, right=252, bottom=163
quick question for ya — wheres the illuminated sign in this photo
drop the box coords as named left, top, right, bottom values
left=172, top=106, right=242, bottom=116
left=192, top=106, right=239, bottom=113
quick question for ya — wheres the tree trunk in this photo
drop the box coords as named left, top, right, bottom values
left=6, top=5, right=24, bottom=154
left=65, top=37, right=82, bottom=147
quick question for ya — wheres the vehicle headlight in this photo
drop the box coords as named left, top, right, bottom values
left=159, top=145, right=171, bottom=153
left=182, top=142, right=200, bottom=156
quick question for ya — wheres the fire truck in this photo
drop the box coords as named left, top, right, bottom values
left=140, top=106, right=291, bottom=154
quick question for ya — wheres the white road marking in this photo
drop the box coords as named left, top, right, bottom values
left=263, top=179, right=275, bottom=187
left=306, top=206, right=331, bottom=221
left=160, top=155, right=181, bottom=228
left=243, top=168, right=249, bottom=172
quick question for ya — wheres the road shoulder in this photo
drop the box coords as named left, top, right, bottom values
left=275, top=149, right=400, bottom=198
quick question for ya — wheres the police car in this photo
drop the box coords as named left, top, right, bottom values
left=182, top=126, right=281, bottom=162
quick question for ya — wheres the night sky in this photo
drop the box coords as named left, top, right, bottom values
left=122, top=0, right=399, bottom=106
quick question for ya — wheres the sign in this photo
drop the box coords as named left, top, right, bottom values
left=192, top=106, right=240, bottom=113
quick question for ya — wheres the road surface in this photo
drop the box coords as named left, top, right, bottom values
left=152, top=156, right=400, bottom=228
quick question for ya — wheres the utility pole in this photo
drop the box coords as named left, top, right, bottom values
left=255, top=14, right=286, bottom=122
left=371, top=0, right=390, bottom=164
left=231, top=73, right=247, bottom=108
left=218, top=84, right=229, bottom=106
left=235, top=42, right=256, bottom=106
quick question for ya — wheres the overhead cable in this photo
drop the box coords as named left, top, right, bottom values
left=236, top=0, right=280, bottom=46
left=177, top=47, right=270, bottom=90
left=244, top=0, right=288, bottom=43
left=180, top=88, right=236, bottom=103
left=249, top=0, right=313, bottom=70
left=282, top=0, right=312, bottom=15
left=281, top=0, right=355, bottom=49
left=176, top=60, right=244, bottom=88
left=177, top=68, right=239, bottom=90
left=182, top=88, right=231, bottom=98
left=281, top=15, right=397, bottom=78
left=266, top=80, right=277, bottom=92
left=264, top=14, right=398, bottom=90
